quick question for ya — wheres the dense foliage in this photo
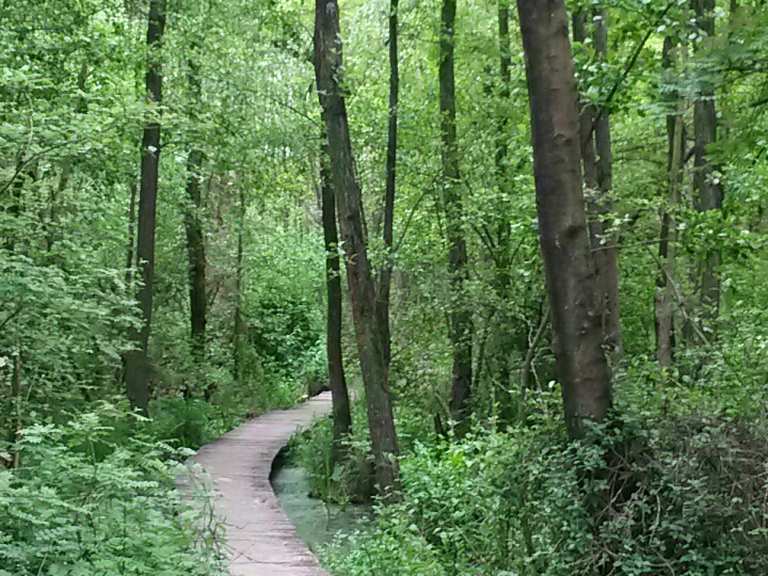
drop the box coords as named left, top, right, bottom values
left=3, top=0, right=768, bottom=574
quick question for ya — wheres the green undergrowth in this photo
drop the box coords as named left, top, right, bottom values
left=307, top=368, right=768, bottom=576
left=320, top=414, right=768, bottom=576
left=0, top=404, right=226, bottom=576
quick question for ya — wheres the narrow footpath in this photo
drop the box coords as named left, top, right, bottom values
left=184, top=392, right=333, bottom=576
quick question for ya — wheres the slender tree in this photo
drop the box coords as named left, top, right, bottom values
left=691, top=0, right=724, bottom=326
left=314, top=0, right=400, bottom=496
left=184, top=47, right=207, bottom=367
left=593, top=8, right=622, bottom=358
left=516, top=0, right=613, bottom=438
left=377, top=0, right=399, bottom=368
left=439, top=0, right=473, bottom=428
left=573, top=7, right=622, bottom=359
left=320, top=130, right=352, bottom=464
left=656, top=36, right=686, bottom=368
left=492, top=0, right=516, bottom=412
left=124, top=0, right=166, bottom=415
left=233, top=186, right=246, bottom=384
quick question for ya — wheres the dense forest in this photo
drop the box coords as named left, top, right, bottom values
left=2, top=0, right=768, bottom=574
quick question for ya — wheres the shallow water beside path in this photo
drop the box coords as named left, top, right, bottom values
left=272, top=465, right=372, bottom=552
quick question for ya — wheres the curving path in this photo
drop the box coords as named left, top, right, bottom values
left=181, top=392, right=333, bottom=576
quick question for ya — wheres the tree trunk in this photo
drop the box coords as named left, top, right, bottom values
left=320, top=131, right=353, bottom=464
left=124, top=0, right=166, bottom=416
left=124, top=178, right=138, bottom=288
left=314, top=0, right=400, bottom=497
left=516, top=0, right=613, bottom=438
left=233, top=186, right=246, bottom=385
left=656, top=37, right=684, bottom=369
left=376, top=0, right=399, bottom=369
left=493, top=0, right=515, bottom=416
left=184, top=53, right=207, bottom=365
left=592, top=9, right=622, bottom=358
left=440, top=0, right=473, bottom=428
left=573, top=9, right=622, bottom=360
left=691, top=0, right=723, bottom=327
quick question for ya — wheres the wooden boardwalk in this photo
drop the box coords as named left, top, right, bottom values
left=181, top=393, right=333, bottom=576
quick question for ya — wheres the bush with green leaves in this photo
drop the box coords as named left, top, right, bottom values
left=322, top=409, right=768, bottom=576
left=0, top=405, right=225, bottom=576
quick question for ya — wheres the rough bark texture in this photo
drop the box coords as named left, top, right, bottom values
left=314, top=0, right=400, bottom=496
left=692, top=0, right=723, bottom=324
left=184, top=54, right=207, bottom=364
left=376, top=0, right=399, bottom=369
left=516, top=0, right=613, bottom=438
left=124, top=0, right=166, bottom=415
left=440, top=0, right=473, bottom=428
left=320, top=135, right=352, bottom=464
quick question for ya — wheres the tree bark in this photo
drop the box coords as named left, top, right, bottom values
left=691, top=0, right=723, bottom=326
left=516, top=0, right=613, bottom=438
left=184, top=52, right=207, bottom=365
left=233, top=186, right=246, bottom=385
left=320, top=131, right=353, bottom=464
left=656, top=37, right=684, bottom=369
left=124, top=0, right=166, bottom=416
left=592, top=8, right=622, bottom=358
left=124, top=178, right=138, bottom=288
left=439, top=0, right=473, bottom=428
left=314, top=0, right=400, bottom=497
left=376, top=0, right=399, bottom=369
left=493, top=0, right=515, bottom=414
left=573, top=9, right=622, bottom=360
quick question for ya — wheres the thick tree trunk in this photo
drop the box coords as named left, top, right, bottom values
left=184, top=54, right=207, bottom=364
left=692, top=0, right=723, bottom=326
left=377, top=0, right=399, bottom=369
left=656, top=37, right=684, bottom=369
left=440, top=0, right=473, bottom=428
left=124, top=0, right=166, bottom=416
left=314, top=0, right=400, bottom=497
left=320, top=134, right=352, bottom=464
left=516, top=0, right=613, bottom=438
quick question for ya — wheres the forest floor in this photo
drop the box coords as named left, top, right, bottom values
left=180, top=392, right=333, bottom=576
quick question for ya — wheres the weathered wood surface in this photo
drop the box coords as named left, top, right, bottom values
left=181, top=392, right=333, bottom=576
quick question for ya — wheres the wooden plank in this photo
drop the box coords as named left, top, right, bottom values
left=180, top=392, right=333, bottom=576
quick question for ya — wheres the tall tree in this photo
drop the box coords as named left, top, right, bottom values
left=233, top=186, right=246, bottom=385
left=516, top=0, right=613, bottom=438
left=573, top=7, right=622, bottom=360
left=314, top=0, right=400, bottom=496
left=320, top=131, right=352, bottom=464
left=656, top=36, right=686, bottom=368
left=439, top=0, right=473, bottom=428
left=492, top=0, right=516, bottom=413
left=593, top=7, right=622, bottom=358
left=124, top=0, right=166, bottom=415
left=184, top=46, right=207, bottom=367
left=691, top=0, right=724, bottom=326
left=377, top=0, right=399, bottom=368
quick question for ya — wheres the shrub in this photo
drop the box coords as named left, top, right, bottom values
left=0, top=406, right=225, bottom=576
left=323, top=413, right=768, bottom=576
